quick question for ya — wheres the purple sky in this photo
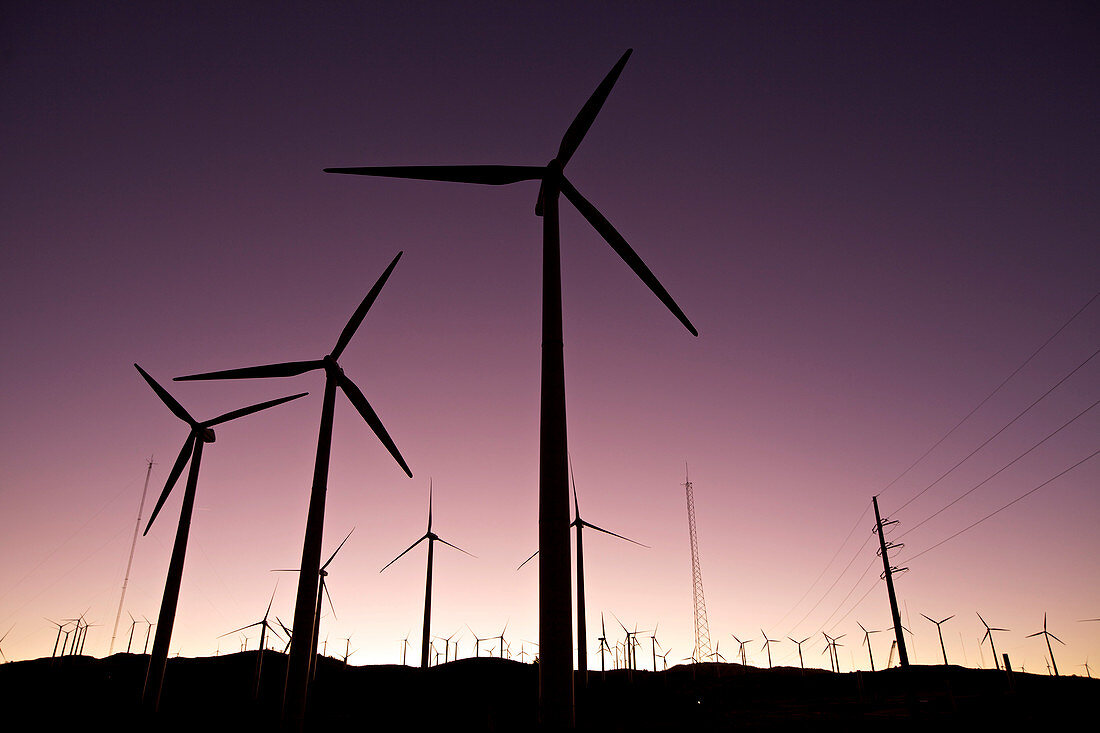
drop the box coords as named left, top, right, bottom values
left=2, top=2, right=1097, bottom=673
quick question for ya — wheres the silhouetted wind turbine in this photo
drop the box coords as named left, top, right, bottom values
left=920, top=613, right=955, bottom=665
left=46, top=619, right=67, bottom=659
left=518, top=461, right=648, bottom=684
left=274, top=527, right=354, bottom=681
left=788, top=636, right=811, bottom=673
left=977, top=613, right=1009, bottom=671
left=1027, top=613, right=1065, bottom=676
left=134, top=363, right=306, bottom=712
left=467, top=625, right=491, bottom=658
left=381, top=480, right=474, bottom=668
left=732, top=633, right=753, bottom=666
left=218, top=584, right=282, bottom=699
left=326, top=50, right=697, bottom=726
left=142, top=617, right=153, bottom=654
left=0, top=626, right=12, bottom=662
left=125, top=612, right=138, bottom=654
left=857, top=622, right=881, bottom=671
left=173, top=253, right=411, bottom=726
left=760, top=630, right=780, bottom=669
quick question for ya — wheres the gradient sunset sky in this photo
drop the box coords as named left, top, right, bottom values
left=2, top=2, right=1097, bottom=674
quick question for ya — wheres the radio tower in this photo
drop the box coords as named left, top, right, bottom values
left=108, top=456, right=154, bottom=655
left=684, top=464, right=712, bottom=662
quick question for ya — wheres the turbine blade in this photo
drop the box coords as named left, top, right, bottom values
left=1051, top=633, right=1066, bottom=645
left=143, top=433, right=196, bottom=535
left=1026, top=631, right=1043, bottom=638
left=556, top=49, right=633, bottom=167
left=175, top=360, right=323, bottom=381
left=331, top=252, right=403, bottom=360
left=427, top=478, right=433, bottom=533
left=204, top=392, right=308, bottom=427
left=560, top=177, right=698, bottom=336
left=322, top=579, right=337, bottom=620
left=920, top=613, right=934, bottom=623
left=582, top=521, right=649, bottom=548
left=337, top=372, right=412, bottom=477
left=322, top=527, right=355, bottom=570
left=436, top=536, right=476, bottom=558
left=568, top=456, right=581, bottom=522
left=264, top=582, right=278, bottom=619
left=218, top=621, right=262, bottom=638
left=380, top=534, right=428, bottom=572
left=135, top=364, right=197, bottom=426
left=324, top=165, right=545, bottom=185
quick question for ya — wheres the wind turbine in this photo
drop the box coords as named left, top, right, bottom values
left=380, top=480, right=474, bottom=668
left=142, top=617, right=154, bottom=655
left=134, top=363, right=306, bottom=712
left=173, top=252, right=412, bottom=726
left=399, top=634, right=411, bottom=665
left=1026, top=613, right=1065, bottom=676
left=496, top=621, right=511, bottom=660
left=467, top=625, right=491, bottom=658
left=125, top=613, right=138, bottom=654
left=326, top=50, right=697, bottom=726
left=920, top=613, right=955, bottom=665
left=46, top=619, right=68, bottom=658
left=596, top=614, right=611, bottom=680
left=274, top=527, right=354, bottom=681
left=857, top=622, right=881, bottom=671
left=977, top=613, right=1009, bottom=671
left=517, top=461, right=648, bottom=684
left=218, top=585, right=282, bottom=699
left=760, top=629, right=780, bottom=669
left=731, top=634, right=753, bottom=666
left=0, top=626, right=12, bottom=662
left=788, top=636, right=811, bottom=674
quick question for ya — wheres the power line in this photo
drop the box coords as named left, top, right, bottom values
left=898, top=448, right=1100, bottom=565
left=894, top=344, right=1099, bottom=514
left=898, top=398, right=1099, bottom=540
left=879, top=288, right=1099, bottom=499
left=773, top=501, right=871, bottom=631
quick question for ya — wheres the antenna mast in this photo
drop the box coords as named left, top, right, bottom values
left=109, top=456, right=154, bottom=655
left=684, top=463, right=712, bottom=662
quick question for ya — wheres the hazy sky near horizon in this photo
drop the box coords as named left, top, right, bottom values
left=1, top=2, right=1097, bottom=674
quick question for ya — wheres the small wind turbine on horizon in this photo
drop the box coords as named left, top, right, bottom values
left=326, top=49, right=697, bottom=727
left=217, top=584, right=282, bottom=699
left=518, top=461, right=648, bottom=685
left=172, top=252, right=412, bottom=728
left=381, top=480, right=474, bottom=669
left=1026, top=613, right=1065, bottom=676
left=977, top=612, right=1009, bottom=671
left=857, top=622, right=882, bottom=671
left=273, top=527, right=354, bottom=681
left=920, top=613, right=955, bottom=665
left=134, top=363, right=306, bottom=713
left=731, top=633, right=753, bottom=666
left=760, top=630, right=780, bottom=669
left=788, top=636, right=811, bottom=674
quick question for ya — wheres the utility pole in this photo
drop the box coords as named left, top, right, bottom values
left=684, top=464, right=712, bottom=663
left=109, top=457, right=154, bottom=655
left=873, top=496, right=908, bottom=668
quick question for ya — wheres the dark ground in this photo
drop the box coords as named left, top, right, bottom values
left=2, top=653, right=1095, bottom=731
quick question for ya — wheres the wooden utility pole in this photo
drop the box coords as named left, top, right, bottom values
left=872, top=496, right=908, bottom=668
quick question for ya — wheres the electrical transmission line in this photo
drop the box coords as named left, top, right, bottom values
left=879, top=288, right=1098, bottom=500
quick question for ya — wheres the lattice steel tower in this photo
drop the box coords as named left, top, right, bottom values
left=684, top=464, right=712, bottom=661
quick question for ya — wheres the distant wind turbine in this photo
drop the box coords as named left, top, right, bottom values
left=857, top=622, right=882, bottom=671
left=920, top=613, right=955, bottom=665
left=977, top=613, right=1009, bottom=671
left=134, top=364, right=305, bottom=712
left=1026, top=613, right=1065, bottom=676
left=218, top=584, right=282, bottom=699
left=173, top=252, right=411, bottom=727
left=760, top=630, right=781, bottom=669
left=731, top=633, right=753, bottom=666
left=326, top=49, right=697, bottom=727
left=788, top=636, right=811, bottom=673
left=381, top=480, right=474, bottom=668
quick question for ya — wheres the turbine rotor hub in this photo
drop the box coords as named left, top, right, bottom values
left=201, top=427, right=216, bottom=443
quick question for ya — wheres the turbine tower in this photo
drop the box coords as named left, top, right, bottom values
left=684, top=464, right=712, bottom=663
left=325, top=51, right=696, bottom=727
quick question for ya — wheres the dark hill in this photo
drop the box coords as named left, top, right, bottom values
left=2, top=653, right=1095, bottom=731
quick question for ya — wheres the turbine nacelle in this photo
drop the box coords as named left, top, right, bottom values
left=201, top=427, right=217, bottom=443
